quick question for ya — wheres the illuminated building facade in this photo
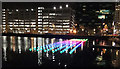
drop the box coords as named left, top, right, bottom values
left=114, top=2, right=120, bottom=35
left=75, top=3, right=115, bottom=35
left=2, top=3, right=75, bottom=35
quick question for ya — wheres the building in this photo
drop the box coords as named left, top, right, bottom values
left=2, top=3, right=75, bottom=35
left=114, top=2, right=120, bottom=35
left=74, top=2, right=115, bottom=35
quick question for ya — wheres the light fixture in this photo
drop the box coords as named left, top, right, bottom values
left=66, top=4, right=68, bottom=8
left=53, top=7, right=56, bottom=10
left=60, top=6, right=62, bottom=9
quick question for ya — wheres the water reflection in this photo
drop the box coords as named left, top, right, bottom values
left=2, top=36, right=120, bottom=68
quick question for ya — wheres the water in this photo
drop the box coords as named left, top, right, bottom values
left=2, top=36, right=120, bottom=69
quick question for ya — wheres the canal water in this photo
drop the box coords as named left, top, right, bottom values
left=2, top=36, right=120, bottom=69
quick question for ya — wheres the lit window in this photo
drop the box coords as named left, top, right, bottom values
left=31, top=19, right=36, bottom=21
left=38, top=22, right=42, bottom=24
left=60, top=6, right=62, bottom=9
left=3, top=20, right=5, bottom=21
left=31, top=9, right=34, bottom=11
left=2, top=17, right=5, bottom=19
left=38, top=13, right=42, bottom=15
left=2, top=25, right=6, bottom=26
left=25, top=25, right=30, bottom=27
left=31, top=25, right=36, bottom=27
left=26, top=9, right=28, bottom=11
left=83, top=5, right=86, bottom=7
left=63, top=20, right=70, bottom=22
left=49, top=13, right=55, bottom=15
left=38, top=19, right=42, bottom=21
left=3, top=22, right=5, bottom=24
left=15, top=20, right=19, bottom=21
left=83, top=9, right=86, bottom=11
left=38, top=16, right=42, bottom=18
left=43, top=25, right=48, bottom=27
left=63, top=26, right=69, bottom=28
left=44, top=31, right=48, bottom=33
left=38, top=10, right=42, bottom=12
left=38, top=7, right=44, bottom=9
left=2, top=9, right=5, bottom=11
left=20, top=25, right=24, bottom=26
left=16, top=9, right=18, bottom=11
left=2, top=14, right=5, bottom=16
left=9, top=25, right=13, bottom=27
left=56, top=26, right=62, bottom=27
left=63, top=23, right=69, bottom=24
left=31, top=22, right=36, bottom=24
left=66, top=4, right=68, bottom=8
left=49, top=25, right=52, bottom=27
left=38, top=25, right=42, bottom=27
left=49, top=23, right=52, bottom=24
left=43, top=22, right=48, bottom=24
left=2, top=12, right=5, bottom=13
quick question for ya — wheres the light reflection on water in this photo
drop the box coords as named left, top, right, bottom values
left=2, top=36, right=120, bottom=68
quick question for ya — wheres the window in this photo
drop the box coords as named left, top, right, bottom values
left=43, top=16, right=49, bottom=18
left=38, top=16, right=42, bottom=18
left=83, top=5, right=86, bottom=7
left=49, top=13, right=55, bottom=15
left=83, top=9, right=86, bottom=11
left=38, top=19, right=42, bottom=21
left=16, top=9, right=18, bottom=11
left=31, top=22, right=36, bottom=24
left=25, top=25, right=30, bottom=27
left=38, top=22, right=42, bottom=24
left=3, top=22, right=5, bottom=24
left=3, top=20, right=5, bottom=21
left=63, top=20, right=69, bottom=22
left=26, top=9, right=28, bottom=11
left=2, top=12, right=5, bottom=13
left=63, top=23, right=69, bottom=24
left=2, top=9, right=5, bottom=11
left=2, top=17, right=5, bottom=19
left=38, top=10, right=42, bottom=12
left=63, top=26, right=69, bottom=28
left=2, top=14, right=5, bottom=16
left=38, top=13, right=42, bottom=15
left=38, top=7, right=44, bottom=9
left=43, top=22, right=48, bottom=24
left=56, top=26, right=62, bottom=27
left=31, top=9, right=34, bottom=11
left=38, top=25, right=42, bottom=27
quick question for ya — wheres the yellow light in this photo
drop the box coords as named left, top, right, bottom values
left=73, top=30, right=76, bottom=34
left=70, top=29, right=72, bottom=33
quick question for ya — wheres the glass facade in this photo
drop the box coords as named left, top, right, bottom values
left=2, top=6, right=75, bottom=35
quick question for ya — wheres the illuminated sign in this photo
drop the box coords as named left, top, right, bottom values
left=98, top=15, right=105, bottom=19
left=96, top=10, right=110, bottom=14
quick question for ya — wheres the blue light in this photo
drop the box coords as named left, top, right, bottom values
left=69, top=41, right=84, bottom=54
left=60, top=51, right=62, bottom=53
left=44, top=40, right=68, bottom=50
left=44, top=50, right=47, bottom=52
left=52, top=51, right=55, bottom=53
left=34, top=48, right=36, bottom=50
left=29, top=48, right=32, bottom=51
left=44, top=42, right=67, bottom=52
left=37, top=49, right=39, bottom=51
left=60, top=41, right=81, bottom=53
